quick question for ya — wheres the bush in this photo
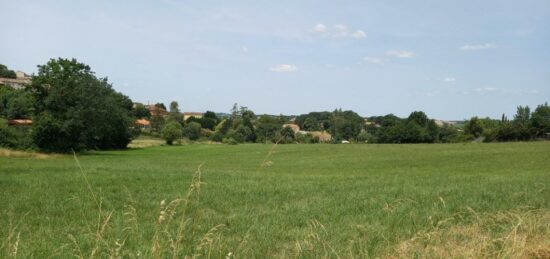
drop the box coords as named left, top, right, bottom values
left=0, top=119, right=34, bottom=150
left=222, top=137, right=238, bottom=145
left=183, top=122, right=201, bottom=140
left=162, top=121, right=183, bottom=145
left=295, top=132, right=319, bottom=144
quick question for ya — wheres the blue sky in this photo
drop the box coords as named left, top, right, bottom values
left=1, top=0, right=549, bottom=119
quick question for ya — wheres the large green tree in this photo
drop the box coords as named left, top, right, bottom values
left=30, top=58, right=134, bottom=152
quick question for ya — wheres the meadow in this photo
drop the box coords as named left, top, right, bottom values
left=1, top=142, right=550, bottom=258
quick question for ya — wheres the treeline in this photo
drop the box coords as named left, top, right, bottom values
left=462, top=105, right=550, bottom=142
left=142, top=103, right=313, bottom=145
left=1, top=59, right=549, bottom=152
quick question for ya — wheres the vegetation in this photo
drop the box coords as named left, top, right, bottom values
left=1, top=142, right=549, bottom=257
left=0, top=64, right=17, bottom=79
left=161, top=121, right=183, bottom=145
left=29, top=58, right=134, bottom=152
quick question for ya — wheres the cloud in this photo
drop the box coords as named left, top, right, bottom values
left=242, top=46, right=248, bottom=53
left=351, top=30, right=366, bottom=38
left=385, top=50, right=415, bottom=58
left=269, top=64, right=297, bottom=72
left=527, top=89, right=539, bottom=94
left=443, top=77, right=456, bottom=82
left=313, top=23, right=327, bottom=32
left=312, top=23, right=365, bottom=39
left=473, top=87, right=498, bottom=92
left=363, top=56, right=384, bottom=64
left=460, top=43, right=497, bottom=51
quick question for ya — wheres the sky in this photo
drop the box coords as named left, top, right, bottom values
left=1, top=0, right=549, bottom=120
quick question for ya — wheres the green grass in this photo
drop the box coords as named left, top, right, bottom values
left=1, top=142, right=550, bottom=258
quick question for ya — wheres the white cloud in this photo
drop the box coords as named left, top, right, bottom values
left=363, top=56, right=384, bottom=64
left=269, top=64, right=297, bottom=72
left=312, top=23, right=365, bottom=39
left=385, top=50, right=415, bottom=58
left=527, top=89, right=539, bottom=94
left=351, top=30, right=366, bottom=38
left=313, top=23, right=327, bottom=32
left=460, top=43, right=497, bottom=51
left=443, top=77, right=456, bottom=82
left=474, top=87, right=498, bottom=92
left=242, top=46, right=248, bottom=53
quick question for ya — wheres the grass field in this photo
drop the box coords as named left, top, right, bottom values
left=1, top=142, right=550, bottom=258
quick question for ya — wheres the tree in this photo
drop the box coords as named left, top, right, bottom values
left=0, top=64, right=16, bottom=78
left=256, top=115, right=281, bottom=143
left=162, top=121, right=182, bottom=145
left=201, top=111, right=218, bottom=130
left=531, top=103, right=550, bottom=138
left=168, top=100, right=182, bottom=123
left=303, top=117, right=321, bottom=131
left=30, top=58, right=134, bottom=152
left=408, top=111, right=429, bottom=127
left=464, top=117, right=484, bottom=138
left=150, top=114, right=166, bottom=133
left=279, top=126, right=296, bottom=143
left=182, top=121, right=201, bottom=140
left=329, top=109, right=364, bottom=142
left=155, top=102, right=166, bottom=110
left=169, top=101, right=180, bottom=114
left=132, top=103, right=151, bottom=119
left=513, top=105, right=531, bottom=140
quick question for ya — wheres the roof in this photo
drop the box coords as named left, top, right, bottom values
left=135, top=119, right=150, bottom=126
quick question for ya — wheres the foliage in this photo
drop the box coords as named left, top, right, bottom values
left=0, top=64, right=16, bottom=78
left=255, top=115, right=281, bottom=143
left=131, top=103, right=151, bottom=119
left=161, top=120, right=182, bottom=145
left=29, top=58, right=134, bottom=152
left=0, top=120, right=34, bottom=149
left=531, top=102, right=550, bottom=137
left=182, top=121, right=201, bottom=140
left=329, top=109, right=364, bottom=142
left=0, top=87, right=34, bottom=119
left=464, top=117, right=484, bottom=138
left=150, top=114, right=166, bottom=133
left=278, top=126, right=296, bottom=143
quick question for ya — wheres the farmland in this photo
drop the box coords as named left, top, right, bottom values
left=1, top=142, right=550, bottom=258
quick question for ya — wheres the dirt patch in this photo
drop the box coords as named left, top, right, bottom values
left=0, top=148, right=59, bottom=159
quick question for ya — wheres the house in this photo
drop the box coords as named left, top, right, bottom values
left=183, top=112, right=204, bottom=121
left=282, top=124, right=300, bottom=134
left=145, top=105, right=168, bottom=117
left=135, top=119, right=151, bottom=129
left=0, top=71, right=31, bottom=89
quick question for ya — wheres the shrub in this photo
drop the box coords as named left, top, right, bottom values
left=162, top=121, right=183, bottom=145
left=222, top=137, right=238, bottom=145
left=182, top=122, right=201, bottom=140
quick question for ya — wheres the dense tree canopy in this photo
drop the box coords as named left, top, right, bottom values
left=30, top=58, right=134, bottom=152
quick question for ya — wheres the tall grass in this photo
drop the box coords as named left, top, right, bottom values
left=2, top=143, right=550, bottom=258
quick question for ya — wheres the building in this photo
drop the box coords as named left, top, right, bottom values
left=0, top=71, right=31, bottom=89
left=183, top=112, right=204, bottom=121
left=145, top=104, right=168, bottom=117
left=134, top=119, right=151, bottom=129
